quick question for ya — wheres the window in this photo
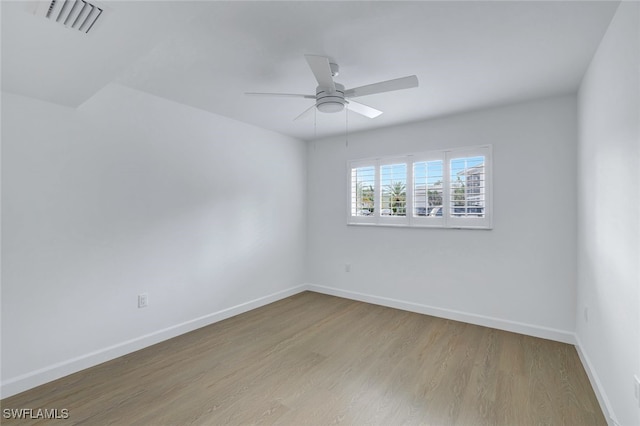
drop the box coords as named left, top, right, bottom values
left=413, top=160, right=443, bottom=217
left=350, top=164, right=376, bottom=217
left=348, top=145, right=492, bottom=229
left=380, top=162, right=407, bottom=217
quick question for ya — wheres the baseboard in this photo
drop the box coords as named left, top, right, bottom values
left=306, top=284, right=576, bottom=344
left=574, top=334, right=619, bottom=426
left=1, top=283, right=582, bottom=400
left=0, top=284, right=308, bottom=399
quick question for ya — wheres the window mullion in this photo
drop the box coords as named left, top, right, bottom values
left=406, top=158, right=414, bottom=226
left=374, top=161, right=381, bottom=223
left=443, top=151, right=451, bottom=227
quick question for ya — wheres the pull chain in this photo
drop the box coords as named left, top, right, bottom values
left=345, top=108, right=349, bottom=148
left=314, top=107, right=317, bottom=141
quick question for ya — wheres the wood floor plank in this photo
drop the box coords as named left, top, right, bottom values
left=1, top=292, right=607, bottom=425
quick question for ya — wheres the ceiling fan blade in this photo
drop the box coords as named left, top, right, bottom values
left=293, top=104, right=316, bottom=121
left=304, top=55, right=336, bottom=92
left=346, top=100, right=383, bottom=119
left=245, top=92, right=315, bottom=99
left=344, top=75, right=418, bottom=98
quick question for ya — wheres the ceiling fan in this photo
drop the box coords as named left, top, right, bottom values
left=245, top=55, right=419, bottom=121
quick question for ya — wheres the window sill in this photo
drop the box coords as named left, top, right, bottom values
left=347, top=222, right=492, bottom=230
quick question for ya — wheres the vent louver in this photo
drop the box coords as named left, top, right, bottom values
left=35, top=0, right=104, bottom=34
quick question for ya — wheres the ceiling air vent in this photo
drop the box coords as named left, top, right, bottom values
left=34, top=0, right=104, bottom=34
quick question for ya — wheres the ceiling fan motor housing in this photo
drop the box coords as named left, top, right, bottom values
left=316, top=83, right=345, bottom=113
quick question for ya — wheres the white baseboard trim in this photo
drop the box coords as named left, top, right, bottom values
left=2, top=283, right=584, bottom=401
left=1, top=284, right=308, bottom=399
left=306, top=284, right=576, bottom=344
left=574, top=334, right=619, bottom=426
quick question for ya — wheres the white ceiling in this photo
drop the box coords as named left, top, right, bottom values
left=2, top=1, right=619, bottom=141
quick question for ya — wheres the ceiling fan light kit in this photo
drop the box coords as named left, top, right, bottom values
left=246, top=54, right=419, bottom=121
left=316, top=83, right=346, bottom=113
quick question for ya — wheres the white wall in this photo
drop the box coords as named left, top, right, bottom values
left=307, top=95, right=578, bottom=341
left=0, top=84, right=307, bottom=397
left=2, top=10, right=636, bottom=417
left=576, top=2, right=640, bottom=425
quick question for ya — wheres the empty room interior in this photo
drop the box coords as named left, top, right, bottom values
left=1, top=1, right=639, bottom=425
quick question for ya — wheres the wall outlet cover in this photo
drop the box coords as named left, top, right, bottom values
left=138, top=293, right=148, bottom=308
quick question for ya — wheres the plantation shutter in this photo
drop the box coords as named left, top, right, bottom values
left=347, top=145, right=491, bottom=229
left=446, top=146, right=492, bottom=228
left=412, top=154, right=445, bottom=227
left=348, top=161, right=377, bottom=224
left=378, top=158, right=410, bottom=225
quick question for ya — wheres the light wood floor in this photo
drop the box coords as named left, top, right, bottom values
left=2, top=291, right=605, bottom=425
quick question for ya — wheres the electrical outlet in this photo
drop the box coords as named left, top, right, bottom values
left=138, top=293, right=148, bottom=308
left=345, top=263, right=351, bottom=273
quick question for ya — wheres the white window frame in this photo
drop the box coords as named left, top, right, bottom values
left=347, top=145, right=492, bottom=229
